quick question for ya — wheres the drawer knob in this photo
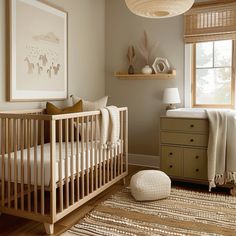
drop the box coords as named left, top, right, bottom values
left=190, top=124, right=194, bottom=128
left=190, top=139, right=194, bottom=142
left=169, top=152, right=173, bottom=156
left=196, top=168, right=199, bottom=172
left=195, top=155, right=199, bottom=159
left=169, top=165, right=173, bottom=168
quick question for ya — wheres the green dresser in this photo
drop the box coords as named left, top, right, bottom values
left=160, top=117, right=209, bottom=182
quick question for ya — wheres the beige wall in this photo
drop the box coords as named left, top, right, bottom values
left=0, top=0, right=105, bottom=110
left=105, top=0, right=184, bottom=157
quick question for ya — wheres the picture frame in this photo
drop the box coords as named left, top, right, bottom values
left=9, top=0, right=68, bottom=101
left=152, top=57, right=170, bottom=73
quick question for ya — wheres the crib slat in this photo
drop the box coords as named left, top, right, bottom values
left=13, top=119, right=18, bottom=210
left=76, top=118, right=80, bottom=201
left=107, top=149, right=110, bottom=183
left=50, top=120, right=56, bottom=221
left=1, top=119, right=5, bottom=207
left=121, top=111, right=124, bottom=174
left=99, top=151, right=102, bottom=187
left=116, top=138, right=119, bottom=178
left=97, top=116, right=102, bottom=187
left=114, top=144, right=117, bottom=179
left=70, top=118, right=74, bottom=205
left=65, top=119, right=69, bottom=208
left=59, top=120, right=63, bottom=212
left=5, top=119, right=8, bottom=154
left=24, top=119, right=27, bottom=149
left=125, top=110, right=128, bottom=172
left=27, top=119, right=31, bottom=212
left=111, top=146, right=113, bottom=181
left=118, top=112, right=121, bottom=176
left=31, top=120, right=33, bottom=147
left=40, top=120, right=45, bottom=215
left=86, top=116, right=89, bottom=195
left=8, top=119, right=11, bottom=208
left=103, top=149, right=106, bottom=185
left=95, top=115, right=98, bottom=190
left=33, top=120, right=38, bottom=213
left=81, top=117, right=85, bottom=198
left=17, top=119, right=20, bottom=151
left=91, top=116, right=94, bottom=193
left=20, top=119, right=24, bottom=211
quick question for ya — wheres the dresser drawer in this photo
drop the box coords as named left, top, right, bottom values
left=183, top=148, right=207, bottom=180
left=161, top=132, right=208, bottom=147
left=161, top=146, right=183, bottom=177
left=161, top=118, right=208, bottom=133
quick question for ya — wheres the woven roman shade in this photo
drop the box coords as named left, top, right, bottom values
left=184, top=1, right=236, bottom=43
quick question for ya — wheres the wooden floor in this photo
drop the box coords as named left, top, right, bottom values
left=0, top=165, right=148, bottom=236
left=0, top=165, right=230, bottom=236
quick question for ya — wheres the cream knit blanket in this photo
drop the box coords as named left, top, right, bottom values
left=206, top=110, right=236, bottom=191
left=100, top=106, right=120, bottom=149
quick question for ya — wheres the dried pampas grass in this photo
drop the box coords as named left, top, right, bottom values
left=137, top=31, right=158, bottom=65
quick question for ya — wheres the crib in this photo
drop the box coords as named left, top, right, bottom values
left=0, top=107, right=128, bottom=234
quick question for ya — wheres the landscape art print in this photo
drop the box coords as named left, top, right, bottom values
left=9, top=0, right=67, bottom=101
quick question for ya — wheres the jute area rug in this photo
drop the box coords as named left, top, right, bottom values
left=63, top=187, right=236, bottom=236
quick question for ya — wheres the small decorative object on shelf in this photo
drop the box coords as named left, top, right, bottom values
left=152, top=57, right=170, bottom=73
left=141, top=65, right=153, bottom=74
left=137, top=31, right=158, bottom=74
left=162, top=87, right=181, bottom=110
left=127, top=45, right=136, bottom=74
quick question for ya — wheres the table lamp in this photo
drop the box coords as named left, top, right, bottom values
left=163, top=88, right=181, bottom=110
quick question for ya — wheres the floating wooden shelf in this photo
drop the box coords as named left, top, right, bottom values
left=114, top=70, right=176, bottom=80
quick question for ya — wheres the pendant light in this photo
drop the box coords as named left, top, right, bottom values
left=125, top=0, right=194, bottom=18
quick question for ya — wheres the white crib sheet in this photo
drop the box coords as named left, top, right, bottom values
left=0, top=141, right=122, bottom=186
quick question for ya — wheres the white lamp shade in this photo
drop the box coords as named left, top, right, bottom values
left=125, top=0, right=194, bottom=19
left=163, top=88, right=181, bottom=104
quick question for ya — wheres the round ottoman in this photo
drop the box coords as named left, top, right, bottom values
left=130, top=170, right=171, bottom=201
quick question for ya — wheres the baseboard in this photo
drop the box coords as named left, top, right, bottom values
left=128, top=153, right=160, bottom=168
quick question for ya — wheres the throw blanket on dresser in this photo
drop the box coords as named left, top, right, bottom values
left=206, top=110, right=236, bottom=191
left=100, top=106, right=120, bottom=149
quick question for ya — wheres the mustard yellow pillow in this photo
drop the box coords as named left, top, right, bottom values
left=46, top=100, right=82, bottom=115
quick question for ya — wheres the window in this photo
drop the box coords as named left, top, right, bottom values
left=192, top=40, right=235, bottom=108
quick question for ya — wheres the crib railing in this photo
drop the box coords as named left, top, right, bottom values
left=0, top=107, right=128, bottom=233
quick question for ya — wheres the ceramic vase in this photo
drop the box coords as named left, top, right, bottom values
left=141, top=65, right=152, bottom=74
left=128, top=65, right=135, bottom=74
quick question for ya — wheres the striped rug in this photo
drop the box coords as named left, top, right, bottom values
left=63, top=187, right=236, bottom=236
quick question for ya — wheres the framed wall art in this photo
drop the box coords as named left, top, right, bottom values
left=9, top=0, right=67, bottom=101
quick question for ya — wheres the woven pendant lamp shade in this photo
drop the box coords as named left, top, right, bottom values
left=125, top=0, right=194, bottom=18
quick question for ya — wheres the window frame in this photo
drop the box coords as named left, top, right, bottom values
left=192, top=41, right=236, bottom=108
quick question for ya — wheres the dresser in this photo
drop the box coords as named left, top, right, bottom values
left=160, top=116, right=209, bottom=182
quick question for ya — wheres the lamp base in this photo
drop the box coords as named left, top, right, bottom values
left=166, top=104, right=176, bottom=110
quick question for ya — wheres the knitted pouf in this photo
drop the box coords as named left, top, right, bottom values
left=130, top=170, right=171, bottom=201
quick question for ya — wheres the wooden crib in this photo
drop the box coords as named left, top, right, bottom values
left=0, top=107, right=128, bottom=234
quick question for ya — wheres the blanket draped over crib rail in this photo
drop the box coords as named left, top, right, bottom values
left=100, top=106, right=120, bottom=150
left=206, top=110, right=236, bottom=191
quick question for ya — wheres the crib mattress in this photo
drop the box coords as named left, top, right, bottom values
left=0, top=141, right=122, bottom=186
